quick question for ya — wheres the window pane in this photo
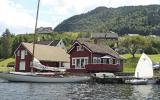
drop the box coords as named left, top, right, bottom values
left=85, top=58, right=88, bottom=65
left=21, top=50, right=25, bottom=59
left=81, top=59, right=84, bottom=68
left=76, top=59, right=80, bottom=68
left=72, top=58, right=75, bottom=65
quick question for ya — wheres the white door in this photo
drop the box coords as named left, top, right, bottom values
left=19, top=61, right=25, bottom=70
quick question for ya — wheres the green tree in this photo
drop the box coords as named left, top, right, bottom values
left=119, top=35, right=149, bottom=58
left=1, top=29, right=14, bottom=58
left=0, top=37, right=2, bottom=58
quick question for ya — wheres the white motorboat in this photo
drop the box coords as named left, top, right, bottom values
left=125, top=53, right=155, bottom=85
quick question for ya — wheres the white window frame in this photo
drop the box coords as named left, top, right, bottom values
left=93, top=57, right=97, bottom=64
left=93, top=57, right=101, bottom=64
left=72, top=58, right=76, bottom=65
left=77, top=46, right=84, bottom=51
left=97, top=58, right=101, bottom=64
left=116, top=59, right=120, bottom=64
left=109, top=59, right=113, bottom=64
left=73, top=57, right=88, bottom=69
left=21, top=50, right=25, bottom=59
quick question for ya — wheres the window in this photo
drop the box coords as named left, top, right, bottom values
left=109, top=59, right=113, bottom=64
left=113, top=59, right=116, bottom=64
left=77, top=46, right=84, bottom=51
left=93, top=57, right=97, bottom=64
left=85, top=58, right=88, bottom=65
left=81, top=59, right=85, bottom=68
left=72, top=58, right=76, bottom=65
left=116, top=60, right=120, bottom=64
left=76, top=59, right=81, bottom=69
left=74, top=57, right=88, bottom=69
left=97, top=58, right=101, bottom=64
left=21, top=50, right=25, bottom=59
left=103, top=59, right=107, bottom=64
left=93, top=57, right=101, bottom=64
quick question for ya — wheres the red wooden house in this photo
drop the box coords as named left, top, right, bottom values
left=14, top=42, right=69, bottom=72
left=67, top=39, right=123, bottom=73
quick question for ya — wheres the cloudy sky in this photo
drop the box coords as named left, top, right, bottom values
left=0, top=0, right=160, bottom=35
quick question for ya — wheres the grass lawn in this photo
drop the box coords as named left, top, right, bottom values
left=0, top=58, right=15, bottom=72
left=122, top=54, right=160, bottom=73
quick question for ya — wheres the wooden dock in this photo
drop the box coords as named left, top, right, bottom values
left=92, top=76, right=160, bottom=84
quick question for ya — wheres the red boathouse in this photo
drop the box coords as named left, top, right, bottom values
left=67, top=39, right=123, bottom=73
left=14, top=42, right=69, bottom=72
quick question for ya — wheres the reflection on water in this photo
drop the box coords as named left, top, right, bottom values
left=131, top=85, right=153, bottom=100
left=0, top=81, right=160, bottom=100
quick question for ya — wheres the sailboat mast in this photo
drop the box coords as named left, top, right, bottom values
left=32, top=0, right=40, bottom=73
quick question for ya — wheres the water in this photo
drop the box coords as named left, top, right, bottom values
left=0, top=81, right=160, bottom=100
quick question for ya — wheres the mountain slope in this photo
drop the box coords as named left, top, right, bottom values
left=54, top=5, right=160, bottom=35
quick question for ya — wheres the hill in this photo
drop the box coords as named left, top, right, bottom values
left=54, top=5, right=160, bottom=36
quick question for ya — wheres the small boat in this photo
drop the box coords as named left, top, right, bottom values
left=0, top=72, right=90, bottom=83
left=92, top=72, right=115, bottom=78
left=125, top=78, right=148, bottom=85
left=125, top=53, right=155, bottom=85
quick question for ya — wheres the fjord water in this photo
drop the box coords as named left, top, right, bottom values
left=0, top=81, right=160, bottom=100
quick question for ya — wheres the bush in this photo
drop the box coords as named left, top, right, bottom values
left=144, top=47, right=159, bottom=54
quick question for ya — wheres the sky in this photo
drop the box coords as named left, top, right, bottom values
left=0, top=0, right=160, bottom=35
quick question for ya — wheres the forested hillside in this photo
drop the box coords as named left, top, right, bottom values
left=54, top=5, right=160, bottom=36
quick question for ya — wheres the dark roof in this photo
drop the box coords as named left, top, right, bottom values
left=36, top=40, right=60, bottom=46
left=77, top=39, right=122, bottom=59
left=36, top=40, right=53, bottom=45
left=36, top=27, right=53, bottom=33
left=91, top=31, right=118, bottom=39
left=50, top=40, right=60, bottom=46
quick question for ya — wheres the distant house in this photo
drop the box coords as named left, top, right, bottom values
left=14, top=42, right=69, bottom=72
left=36, top=27, right=53, bottom=34
left=36, top=39, right=67, bottom=51
left=67, top=39, right=123, bottom=73
left=91, top=31, right=118, bottom=46
left=91, top=31, right=118, bottom=39
left=128, top=34, right=139, bottom=36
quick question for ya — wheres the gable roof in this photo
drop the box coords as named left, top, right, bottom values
left=36, top=40, right=53, bottom=45
left=70, top=39, right=122, bottom=59
left=50, top=40, right=60, bottom=46
left=91, top=31, right=118, bottom=39
left=36, top=40, right=60, bottom=46
left=16, top=42, right=69, bottom=62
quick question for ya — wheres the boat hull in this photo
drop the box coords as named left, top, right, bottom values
left=125, top=78, right=156, bottom=85
left=0, top=73, right=90, bottom=83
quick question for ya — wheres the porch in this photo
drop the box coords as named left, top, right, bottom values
left=85, top=64, right=122, bottom=73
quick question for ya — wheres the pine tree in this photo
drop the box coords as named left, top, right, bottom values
left=1, top=29, right=14, bottom=58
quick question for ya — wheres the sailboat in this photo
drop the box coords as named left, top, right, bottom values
left=0, top=0, right=90, bottom=83
left=125, top=53, right=155, bottom=84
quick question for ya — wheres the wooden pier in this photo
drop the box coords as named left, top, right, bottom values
left=92, top=75, right=160, bottom=84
